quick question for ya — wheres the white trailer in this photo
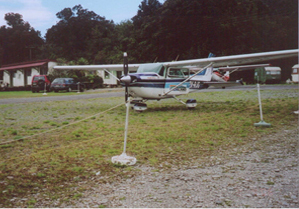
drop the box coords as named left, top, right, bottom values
left=291, top=64, right=298, bottom=83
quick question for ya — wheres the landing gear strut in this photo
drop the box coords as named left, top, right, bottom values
left=173, top=96, right=197, bottom=109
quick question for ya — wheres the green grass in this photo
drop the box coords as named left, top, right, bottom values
left=0, top=91, right=78, bottom=98
left=0, top=88, right=298, bottom=207
left=0, top=88, right=123, bottom=99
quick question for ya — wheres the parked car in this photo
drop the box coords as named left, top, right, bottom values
left=50, top=78, right=85, bottom=92
left=31, top=75, right=51, bottom=93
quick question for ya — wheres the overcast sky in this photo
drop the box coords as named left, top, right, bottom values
left=0, top=0, right=164, bottom=37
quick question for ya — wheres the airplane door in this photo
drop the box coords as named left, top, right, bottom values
left=164, top=67, right=190, bottom=95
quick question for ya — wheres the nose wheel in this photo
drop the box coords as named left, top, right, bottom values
left=130, top=100, right=147, bottom=112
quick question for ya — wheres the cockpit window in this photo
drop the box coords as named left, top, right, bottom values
left=158, top=66, right=166, bottom=76
left=168, top=68, right=189, bottom=78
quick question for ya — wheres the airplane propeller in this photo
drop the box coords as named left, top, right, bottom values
left=122, top=52, right=130, bottom=102
left=111, top=52, right=137, bottom=165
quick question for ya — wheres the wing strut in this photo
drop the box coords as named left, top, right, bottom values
left=104, top=69, right=120, bottom=82
left=163, top=62, right=214, bottom=96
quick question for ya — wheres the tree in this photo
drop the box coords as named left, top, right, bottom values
left=41, top=0, right=297, bottom=68
left=130, top=0, right=163, bottom=62
left=128, top=0, right=297, bottom=63
left=0, top=13, right=44, bottom=65
left=45, top=5, right=115, bottom=63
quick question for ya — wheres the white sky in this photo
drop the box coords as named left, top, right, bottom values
left=0, top=0, right=164, bottom=37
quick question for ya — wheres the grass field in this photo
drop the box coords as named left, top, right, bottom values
left=0, top=88, right=123, bottom=99
left=0, top=88, right=298, bottom=207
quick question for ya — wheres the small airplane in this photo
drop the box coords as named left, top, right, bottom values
left=54, top=49, right=298, bottom=111
left=54, top=49, right=298, bottom=165
left=188, top=63, right=271, bottom=89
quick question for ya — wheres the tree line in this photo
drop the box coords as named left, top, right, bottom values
left=0, top=0, right=297, bottom=80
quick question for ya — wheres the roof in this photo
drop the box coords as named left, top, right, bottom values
left=292, top=64, right=299, bottom=69
left=264, top=66, right=281, bottom=71
left=0, top=60, right=54, bottom=71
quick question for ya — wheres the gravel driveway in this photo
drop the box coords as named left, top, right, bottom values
left=50, top=127, right=298, bottom=208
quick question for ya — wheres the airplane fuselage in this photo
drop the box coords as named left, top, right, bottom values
left=126, top=72, right=190, bottom=100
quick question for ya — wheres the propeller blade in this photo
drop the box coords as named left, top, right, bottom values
left=123, top=52, right=129, bottom=102
left=125, top=86, right=128, bottom=102
left=123, top=52, right=128, bottom=76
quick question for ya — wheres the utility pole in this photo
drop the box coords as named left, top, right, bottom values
left=26, top=46, right=35, bottom=60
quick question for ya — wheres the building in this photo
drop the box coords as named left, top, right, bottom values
left=291, top=64, right=298, bottom=83
left=0, top=60, right=137, bottom=89
left=97, top=70, right=123, bottom=87
left=254, top=66, right=281, bottom=84
left=0, top=60, right=57, bottom=87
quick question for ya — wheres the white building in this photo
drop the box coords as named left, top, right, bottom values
left=0, top=60, right=138, bottom=88
left=96, top=68, right=138, bottom=87
left=0, top=60, right=57, bottom=87
left=97, top=69, right=123, bottom=87
left=291, top=64, right=298, bottom=83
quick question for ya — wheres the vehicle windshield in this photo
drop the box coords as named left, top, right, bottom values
left=52, top=78, right=74, bottom=84
left=33, top=76, right=45, bottom=81
left=52, top=78, right=65, bottom=84
left=66, top=79, right=75, bottom=84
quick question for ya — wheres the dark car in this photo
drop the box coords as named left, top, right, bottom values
left=31, top=75, right=51, bottom=93
left=50, top=78, right=85, bottom=92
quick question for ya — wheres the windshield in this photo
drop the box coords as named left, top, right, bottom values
left=52, top=78, right=65, bottom=84
left=137, top=63, right=164, bottom=74
left=52, top=78, right=75, bottom=84
left=33, top=76, right=45, bottom=81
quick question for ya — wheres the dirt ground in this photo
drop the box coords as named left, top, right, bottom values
left=27, top=124, right=298, bottom=208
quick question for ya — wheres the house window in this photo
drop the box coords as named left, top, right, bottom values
left=13, top=70, right=17, bottom=78
left=104, top=71, right=110, bottom=79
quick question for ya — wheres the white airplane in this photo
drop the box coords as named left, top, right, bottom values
left=54, top=49, right=298, bottom=111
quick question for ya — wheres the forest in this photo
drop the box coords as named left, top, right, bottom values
left=0, top=0, right=298, bottom=80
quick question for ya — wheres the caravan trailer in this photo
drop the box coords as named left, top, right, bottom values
left=254, top=66, right=281, bottom=84
left=291, top=64, right=298, bottom=83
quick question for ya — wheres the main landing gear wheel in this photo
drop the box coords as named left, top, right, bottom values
left=130, top=100, right=147, bottom=112
left=186, top=99, right=197, bottom=109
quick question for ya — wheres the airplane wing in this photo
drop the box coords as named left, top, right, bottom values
left=163, top=49, right=298, bottom=68
left=217, top=64, right=270, bottom=71
left=53, top=49, right=297, bottom=71
left=54, top=63, right=140, bottom=71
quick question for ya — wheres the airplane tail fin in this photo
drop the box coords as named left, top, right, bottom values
left=190, top=67, right=213, bottom=82
left=208, top=53, right=216, bottom=58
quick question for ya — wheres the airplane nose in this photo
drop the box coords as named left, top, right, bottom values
left=120, top=75, right=131, bottom=85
